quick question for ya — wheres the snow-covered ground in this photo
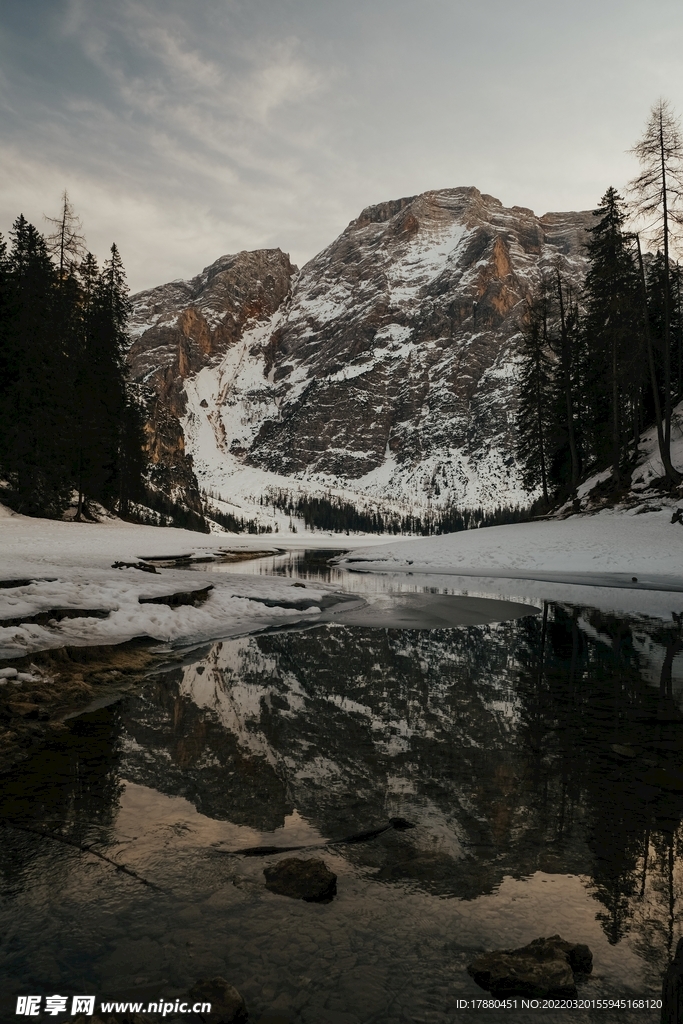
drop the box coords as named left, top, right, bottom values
left=632, top=402, right=683, bottom=490
left=340, top=505, right=683, bottom=619
left=343, top=506, right=683, bottom=577
left=0, top=506, right=386, bottom=660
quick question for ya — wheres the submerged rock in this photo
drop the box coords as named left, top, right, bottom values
left=467, top=935, right=593, bottom=997
left=264, top=857, right=337, bottom=902
left=187, top=977, right=248, bottom=1023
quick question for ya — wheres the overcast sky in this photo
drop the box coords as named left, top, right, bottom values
left=1, top=0, right=682, bottom=292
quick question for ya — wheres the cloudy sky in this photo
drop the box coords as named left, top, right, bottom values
left=1, top=0, right=682, bottom=292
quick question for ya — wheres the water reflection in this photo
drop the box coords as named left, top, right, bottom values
left=1, top=592, right=683, bottom=1019
left=202, top=548, right=348, bottom=583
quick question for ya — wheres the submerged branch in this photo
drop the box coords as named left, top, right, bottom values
left=222, top=816, right=416, bottom=858
left=0, top=818, right=164, bottom=891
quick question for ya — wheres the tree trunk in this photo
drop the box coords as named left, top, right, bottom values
left=75, top=447, right=83, bottom=522
left=660, top=111, right=674, bottom=451
left=535, top=350, right=549, bottom=504
left=611, top=333, right=620, bottom=485
left=636, top=236, right=681, bottom=484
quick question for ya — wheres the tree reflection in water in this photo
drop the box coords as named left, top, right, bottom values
left=515, top=605, right=683, bottom=986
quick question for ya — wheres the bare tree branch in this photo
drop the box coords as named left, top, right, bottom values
left=44, top=189, right=86, bottom=278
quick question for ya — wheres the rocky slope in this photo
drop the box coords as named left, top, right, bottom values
left=128, top=187, right=594, bottom=518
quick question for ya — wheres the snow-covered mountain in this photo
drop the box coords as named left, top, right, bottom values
left=128, top=187, right=593, bottom=519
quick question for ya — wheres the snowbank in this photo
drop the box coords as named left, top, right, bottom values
left=341, top=506, right=683, bottom=578
left=0, top=510, right=386, bottom=659
left=337, top=507, right=683, bottom=621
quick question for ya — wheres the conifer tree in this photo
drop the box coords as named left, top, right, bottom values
left=79, top=244, right=130, bottom=511
left=45, top=190, right=86, bottom=280
left=516, top=289, right=554, bottom=504
left=555, top=270, right=580, bottom=487
left=0, top=217, right=73, bottom=514
left=629, top=100, right=683, bottom=480
left=545, top=270, right=585, bottom=492
left=0, top=206, right=149, bottom=520
left=582, top=188, right=642, bottom=485
left=72, top=251, right=100, bottom=518
left=0, top=233, right=12, bottom=412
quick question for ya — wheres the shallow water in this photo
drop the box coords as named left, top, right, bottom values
left=2, top=550, right=683, bottom=1022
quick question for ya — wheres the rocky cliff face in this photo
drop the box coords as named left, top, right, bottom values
left=128, top=249, right=296, bottom=510
left=128, top=188, right=593, bottom=516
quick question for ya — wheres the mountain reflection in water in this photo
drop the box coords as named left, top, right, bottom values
left=1, top=579, right=683, bottom=1021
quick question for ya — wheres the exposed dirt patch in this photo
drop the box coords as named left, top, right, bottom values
left=138, top=584, right=213, bottom=607
left=0, top=578, right=58, bottom=589
left=0, top=607, right=111, bottom=628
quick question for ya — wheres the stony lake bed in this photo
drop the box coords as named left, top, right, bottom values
left=1, top=544, right=683, bottom=1022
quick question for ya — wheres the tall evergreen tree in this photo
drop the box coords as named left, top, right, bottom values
left=555, top=269, right=581, bottom=488
left=634, top=234, right=681, bottom=484
left=0, top=217, right=73, bottom=514
left=0, top=206, right=149, bottom=520
left=516, top=289, right=554, bottom=504
left=0, top=233, right=12, bottom=414
left=582, top=188, right=642, bottom=485
left=629, top=99, right=683, bottom=480
left=78, top=244, right=131, bottom=512
left=72, top=251, right=101, bottom=518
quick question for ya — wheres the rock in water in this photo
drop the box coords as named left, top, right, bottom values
left=264, top=857, right=337, bottom=902
left=530, top=936, right=592, bottom=976
left=467, top=935, right=593, bottom=998
left=187, top=977, right=248, bottom=1024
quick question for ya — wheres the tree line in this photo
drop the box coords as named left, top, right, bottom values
left=517, top=100, right=683, bottom=503
left=266, top=490, right=540, bottom=536
left=0, top=194, right=148, bottom=519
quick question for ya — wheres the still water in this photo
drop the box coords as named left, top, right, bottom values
left=1, top=550, right=683, bottom=1022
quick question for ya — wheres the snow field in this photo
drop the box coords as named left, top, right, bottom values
left=0, top=509, right=386, bottom=659
left=342, top=505, right=683, bottom=579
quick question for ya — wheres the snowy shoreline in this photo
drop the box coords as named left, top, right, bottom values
left=0, top=508, right=389, bottom=660
left=339, top=505, right=683, bottom=619
left=342, top=506, right=683, bottom=577
left=3, top=501, right=683, bottom=660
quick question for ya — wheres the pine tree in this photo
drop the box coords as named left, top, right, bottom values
left=0, top=217, right=73, bottom=514
left=516, top=289, right=555, bottom=504
left=582, top=188, right=643, bottom=485
left=118, top=389, right=148, bottom=515
left=555, top=269, right=581, bottom=489
left=45, top=190, right=86, bottom=280
left=79, top=244, right=131, bottom=511
left=629, top=100, right=683, bottom=482
left=0, top=233, right=12, bottom=412
left=0, top=208, right=149, bottom=520
left=72, top=251, right=101, bottom=518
